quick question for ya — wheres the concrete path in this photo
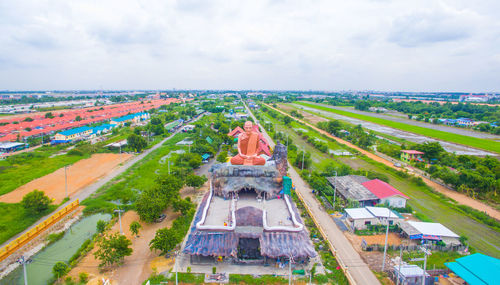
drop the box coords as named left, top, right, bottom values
left=245, top=103, right=380, bottom=285
left=1, top=114, right=205, bottom=248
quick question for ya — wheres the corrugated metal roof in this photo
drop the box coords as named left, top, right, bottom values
left=58, top=126, right=92, bottom=136
left=445, top=253, right=500, bottom=285
left=362, top=179, right=409, bottom=199
left=407, top=221, right=459, bottom=238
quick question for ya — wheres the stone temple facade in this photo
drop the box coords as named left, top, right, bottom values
left=183, top=126, right=317, bottom=265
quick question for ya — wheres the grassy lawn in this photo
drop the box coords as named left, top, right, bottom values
left=258, top=107, right=500, bottom=257
left=82, top=132, right=190, bottom=213
left=296, top=102, right=500, bottom=154
left=0, top=202, right=58, bottom=244
left=404, top=250, right=462, bottom=269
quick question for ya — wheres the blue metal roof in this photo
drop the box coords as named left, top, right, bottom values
left=445, top=253, right=500, bottom=285
left=112, top=112, right=148, bottom=122
left=201, top=153, right=210, bottom=160
left=59, top=126, right=92, bottom=136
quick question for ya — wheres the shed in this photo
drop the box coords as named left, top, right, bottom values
left=201, top=153, right=210, bottom=162
left=445, top=253, right=500, bottom=285
left=327, top=175, right=378, bottom=207
left=393, top=264, right=432, bottom=285
left=402, top=221, right=460, bottom=245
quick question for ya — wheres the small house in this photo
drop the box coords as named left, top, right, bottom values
left=344, top=206, right=402, bottom=230
left=53, top=126, right=92, bottom=143
left=400, top=150, right=424, bottom=163
left=362, top=179, right=409, bottom=208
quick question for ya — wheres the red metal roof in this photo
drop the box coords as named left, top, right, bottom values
left=401, top=150, right=424, bottom=154
left=362, top=179, right=409, bottom=199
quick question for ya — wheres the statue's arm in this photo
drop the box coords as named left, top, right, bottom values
left=237, top=134, right=248, bottom=158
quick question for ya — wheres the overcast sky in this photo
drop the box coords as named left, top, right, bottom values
left=0, top=0, right=499, bottom=92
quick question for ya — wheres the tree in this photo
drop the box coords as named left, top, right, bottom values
left=94, top=233, right=133, bottom=267
left=283, top=116, right=292, bottom=125
left=75, top=115, right=82, bottom=121
left=173, top=198, right=194, bottom=215
left=97, top=220, right=107, bottom=233
left=216, top=151, right=228, bottom=163
left=45, top=112, right=54, bottom=119
left=149, top=228, right=182, bottom=255
left=130, top=221, right=142, bottom=237
left=136, top=188, right=167, bottom=223
left=186, top=174, right=207, bottom=189
left=23, top=117, right=33, bottom=122
left=127, top=134, right=147, bottom=152
left=52, top=261, right=69, bottom=280
left=21, top=190, right=51, bottom=214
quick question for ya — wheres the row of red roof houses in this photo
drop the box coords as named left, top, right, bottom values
left=0, top=99, right=179, bottom=142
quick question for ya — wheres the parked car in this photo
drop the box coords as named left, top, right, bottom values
left=394, top=162, right=402, bottom=168
left=155, top=214, right=166, bottom=223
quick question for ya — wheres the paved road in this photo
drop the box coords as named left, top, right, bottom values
left=245, top=103, right=380, bottom=285
left=1, top=114, right=205, bottom=248
left=325, top=105, right=500, bottom=141
left=268, top=104, right=500, bottom=221
left=293, top=103, right=496, bottom=156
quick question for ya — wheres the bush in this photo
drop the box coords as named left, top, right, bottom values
left=21, top=190, right=51, bottom=214
left=67, top=149, right=84, bottom=156
left=212, top=266, right=216, bottom=274
left=79, top=272, right=89, bottom=283
left=52, top=261, right=69, bottom=280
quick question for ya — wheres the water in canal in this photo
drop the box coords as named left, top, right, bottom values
left=0, top=213, right=111, bottom=285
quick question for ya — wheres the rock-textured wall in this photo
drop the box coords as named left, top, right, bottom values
left=211, top=165, right=282, bottom=199
left=269, top=141, right=288, bottom=177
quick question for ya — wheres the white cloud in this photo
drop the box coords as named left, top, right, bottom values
left=0, top=0, right=498, bottom=91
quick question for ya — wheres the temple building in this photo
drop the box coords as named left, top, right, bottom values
left=183, top=122, right=317, bottom=265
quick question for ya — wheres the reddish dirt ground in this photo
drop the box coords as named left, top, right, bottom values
left=268, top=104, right=500, bottom=221
left=0, top=153, right=133, bottom=204
left=278, top=103, right=327, bottom=125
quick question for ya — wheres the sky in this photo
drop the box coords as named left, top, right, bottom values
left=0, top=0, right=499, bottom=92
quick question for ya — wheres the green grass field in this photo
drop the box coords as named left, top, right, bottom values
left=0, top=202, right=58, bottom=244
left=258, top=107, right=500, bottom=257
left=0, top=146, right=90, bottom=196
left=296, top=102, right=500, bottom=154
left=82, top=132, right=190, bottom=214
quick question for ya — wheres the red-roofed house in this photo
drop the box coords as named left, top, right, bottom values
left=362, top=179, right=409, bottom=208
left=400, top=150, right=424, bottom=163
left=227, top=126, right=244, bottom=138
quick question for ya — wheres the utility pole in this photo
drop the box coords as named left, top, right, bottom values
left=289, top=254, right=293, bottom=285
left=420, top=246, right=431, bottom=285
left=17, top=256, right=31, bottom=285
left=397, top=243, right=403, bottom=285
left=381, top=209, right=392, bottom=272
left=333, top=171, right=337, bottom=207
left=114, top=209, right=125, bottom=235
left=168, top=158, right=170, bottom=175
left=64, top=165, right=69, bottom=198
left=174, top=250, right=179, bottom=285
left=301, top=149, right=305, bottom=171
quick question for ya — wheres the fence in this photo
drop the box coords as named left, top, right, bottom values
left=362, top=243, right=466, bottom=253
left=0, top=199, right=80, bottom=262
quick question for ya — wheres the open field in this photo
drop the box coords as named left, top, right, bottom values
left=0, top=146, right=91, bottom=196
left=0, top=153, right=133, bottom=204
left=261, top=104, right=500, bottom=257
left=296, top=102, right=500, bottom=154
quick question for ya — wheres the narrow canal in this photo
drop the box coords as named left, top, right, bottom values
left=1, top=213, right=111, bottom=285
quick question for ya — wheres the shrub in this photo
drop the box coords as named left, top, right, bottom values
left=21, top=190, right=51, bottom=214
left=79, top=272, right=89, bottom=283
left=212, top=267, right=216, bottom=274
left=67, top=149, right=84, bottom=156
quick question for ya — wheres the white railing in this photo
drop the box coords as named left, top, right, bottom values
left=262, top=195, right=304, bottom=232
left=196, top=182, right=236, bottom=231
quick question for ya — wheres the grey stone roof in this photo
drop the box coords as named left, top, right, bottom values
left=326, top=175, right=377, bottom=201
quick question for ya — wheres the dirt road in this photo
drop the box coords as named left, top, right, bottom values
left=0, top=153, right=133, bottom=204
left=246, top=102, right=381, bottom=285
left=267, top=104, right=500, bottom=221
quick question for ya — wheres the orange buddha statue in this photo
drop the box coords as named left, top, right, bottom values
left=230, top=121, right=266, bottom=165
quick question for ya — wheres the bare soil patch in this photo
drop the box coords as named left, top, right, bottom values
left=278, top=103, right=327, bottom=125
left=68, top=209, right=180, bottom=284
left=0, top=153, right=133, bottom=204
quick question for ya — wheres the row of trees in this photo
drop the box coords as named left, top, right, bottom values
left=378, top=140, right=499, bottom=202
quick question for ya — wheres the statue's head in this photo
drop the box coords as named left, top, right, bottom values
left=243, top=121, right=253, bottom=133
